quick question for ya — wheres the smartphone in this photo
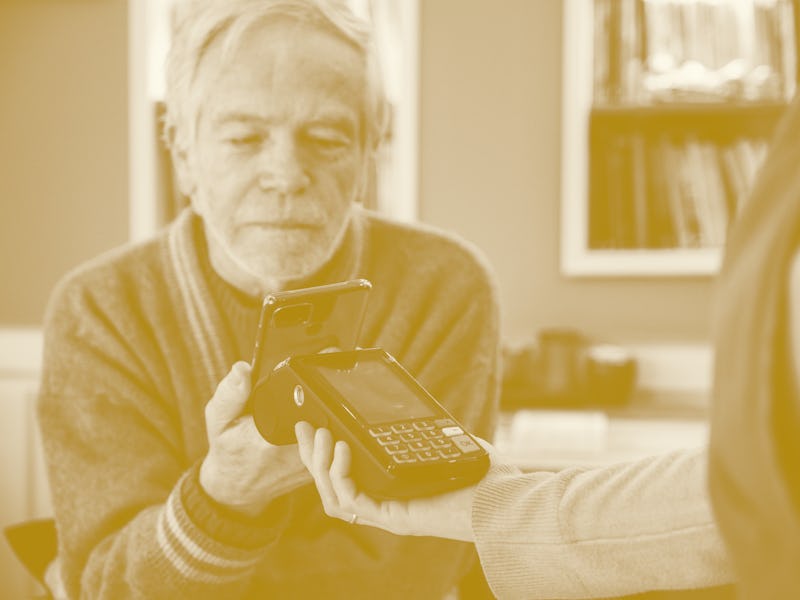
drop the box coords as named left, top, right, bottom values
left=253, top=348, right=491, bottom=499
left=250, top=279, right=372, bottom=390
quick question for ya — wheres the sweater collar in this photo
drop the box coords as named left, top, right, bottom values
left=174, top=207, right=367, bottom=364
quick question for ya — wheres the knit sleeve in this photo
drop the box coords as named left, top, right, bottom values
left=36, top=274, right=289, bottom=599
left=471, top=447, right=734, bottom=599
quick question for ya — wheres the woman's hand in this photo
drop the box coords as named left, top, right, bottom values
left=295, top=421, right=478, bottom=542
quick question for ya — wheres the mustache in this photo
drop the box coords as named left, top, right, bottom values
left=238, top=200, right=329, bottom=227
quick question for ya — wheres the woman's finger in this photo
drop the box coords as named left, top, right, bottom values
left=472, top=435, right=496, bottom=453
left=294, top=421, right=315, bottom=468
left=309, top=428, right=348, bottom=517
left=328, top=440, right=360, bottom=504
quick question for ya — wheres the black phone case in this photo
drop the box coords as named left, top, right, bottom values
left=250, top=278, right=372, bottom=385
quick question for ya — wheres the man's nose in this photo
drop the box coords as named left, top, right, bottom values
left=258, top=133, right=310, bottom=194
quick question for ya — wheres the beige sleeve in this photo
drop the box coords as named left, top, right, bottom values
left=471, top=447, right=734, bottom=599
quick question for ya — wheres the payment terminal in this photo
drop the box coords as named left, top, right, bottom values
left=252, top=348, right=490, bottom=499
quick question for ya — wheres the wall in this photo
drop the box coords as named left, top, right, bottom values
left=0, top=0, right=717, bottom=342
left=0, top=0, right=129, bottom=326
left=418, top=0, right=715, bottom=345
left=0, top=1, right=128, bottom=594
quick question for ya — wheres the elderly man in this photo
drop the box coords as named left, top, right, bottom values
left=36, top=0, right=499, bottom=598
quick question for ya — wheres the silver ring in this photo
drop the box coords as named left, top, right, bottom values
left=348, top=513, right=358, bottom=525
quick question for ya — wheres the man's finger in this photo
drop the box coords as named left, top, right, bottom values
left=205, top=361, right=252, bottom=439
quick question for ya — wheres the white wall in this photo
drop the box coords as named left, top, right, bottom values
left=0, top=0, right=129, bottom=326
left=418, top=0, right=716, bottom=346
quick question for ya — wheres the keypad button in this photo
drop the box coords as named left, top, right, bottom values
left=429, top=438, right=452, bottom=449
left=451, top=435, right=481, bottom=454
left=441, top=426, right=465, bottom=437
left=392, top=453, right=417, bottom=464
left=416, top=450, right=440, bottom=462
left=399, top=432, right=421, bottom=442
left=391, top=423, right=414, bottom=434
left=376, top=434, right=401, bottom=446
left=439, top=446, right=461, bottom=459
left=421, top=430, right=443, bottom=440
left=407, top=441, right=430, bottom=452
left=383, top=443, right=407, bottom=455
left=434, top=418, right=456, bottom=428
left=413, top=420, right=435, bottom=431
left=369, top=426, right=392, bottom=437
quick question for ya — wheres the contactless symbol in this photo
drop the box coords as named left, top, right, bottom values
left=293, top=385, right=305, bottom=407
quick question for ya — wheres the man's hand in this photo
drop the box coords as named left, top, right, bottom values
left=199, top=361, right=312, bottom=517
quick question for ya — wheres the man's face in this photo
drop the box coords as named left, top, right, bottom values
left=181, top=19, right=367, bottom=291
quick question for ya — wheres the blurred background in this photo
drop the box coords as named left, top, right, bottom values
left=2, top=0, right=793, bottom=595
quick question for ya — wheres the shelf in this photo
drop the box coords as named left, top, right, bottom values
left=590, top=101, right=789, bottom=137
left=560, top=0, right=796, bottom=277
left=495, top=388, right=711, bottom=471
left=562, top=247, right=722, bottom=277
left=591, top=101, right=790, bottom=117
left=493, top=408, right=709, bottom=471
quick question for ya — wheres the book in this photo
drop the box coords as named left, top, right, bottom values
left=593, top=0, right=611, bottom=104
left=607, top=0, right=623, bottom=103
left=699, top=141, right=730, bottom=246
left=675, top=141, right=703, bottom=247
left=661, top=139, right=691, bottom=248
left=719, top=139, right=749, bottom=216
left=646, top=136, right=677, bottom=248
left=630, top=134, right=649, bottom=247
left=778, top=0, right=797, bottom=99
left=683, top=139, right=716, bottom=247
left=606, top=135, right=636, bottom=248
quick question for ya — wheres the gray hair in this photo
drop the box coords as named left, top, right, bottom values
left=164, top=0, right=388, bottom=154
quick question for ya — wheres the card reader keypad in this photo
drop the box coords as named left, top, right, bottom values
left=368, top=418, right=481, bottom=464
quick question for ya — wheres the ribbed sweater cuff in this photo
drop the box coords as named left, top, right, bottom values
left=153, top=465, right=286, bottom=586
left=176, top=462, right=290, bottom=551
left=471, top=464, right=577, bottom=598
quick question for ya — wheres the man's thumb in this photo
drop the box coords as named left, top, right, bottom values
left=205, top=361, right=251, bottom=437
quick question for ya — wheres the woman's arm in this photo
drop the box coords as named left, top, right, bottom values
left=297, top=424, right=734, bottom=599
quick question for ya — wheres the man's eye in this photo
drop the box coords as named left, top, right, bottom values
left=226, top=134, right=262, bottom=147
left=305, top=128, right=353, bottom=151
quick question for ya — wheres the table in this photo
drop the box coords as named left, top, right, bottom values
left=493, top=389, right=711, bottom=471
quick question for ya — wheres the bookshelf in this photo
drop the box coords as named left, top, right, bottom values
left=561, top=0, right=798, bottom=276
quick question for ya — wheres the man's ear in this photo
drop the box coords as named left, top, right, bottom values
left=165, top=123, right=196, bottom=199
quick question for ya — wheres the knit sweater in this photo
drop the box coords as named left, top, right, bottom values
left=709, top=95, right=800, bottom=598
left=37, top=207, right=500, bottom=599
left=471, top=447, right=734, bottom=599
